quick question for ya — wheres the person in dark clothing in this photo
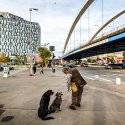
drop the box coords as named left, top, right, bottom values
left=32, top=64, right=37, bottom=74
left=40, top=63, right=44, bottom=74
left=62, top=67, right=87, bottom=110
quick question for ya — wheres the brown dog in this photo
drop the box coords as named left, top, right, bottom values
left=49, top=92, right=63, bottom=113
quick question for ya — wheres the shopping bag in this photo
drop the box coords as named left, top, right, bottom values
left=71, top=82, right=77, bottom=93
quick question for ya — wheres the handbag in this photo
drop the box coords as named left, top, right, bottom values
left=71, top=82, right=78, bottom=93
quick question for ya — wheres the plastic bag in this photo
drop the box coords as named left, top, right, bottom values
left=71, top=82, right=77, bottom=93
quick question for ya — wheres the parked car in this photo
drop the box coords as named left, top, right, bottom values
left=105, top=63, right=125, bottom=69
left=80, top=62, right=88, bottom=67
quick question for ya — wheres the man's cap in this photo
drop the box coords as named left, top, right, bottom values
left=62, top=67, right=69, bottom=72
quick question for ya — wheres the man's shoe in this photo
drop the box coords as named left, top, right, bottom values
left=75, top=104, right=81, bottom=107
left=69, top=105, right=76, bottom=110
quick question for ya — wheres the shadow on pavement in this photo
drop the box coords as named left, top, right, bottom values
left=0, top=104, right=14, bottom=123
left=0, top=104, right=5, bottom=116
left=1, top=116, right=14, bottom=122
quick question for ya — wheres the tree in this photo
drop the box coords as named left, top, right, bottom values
left=0, top=53, right=9, bottom=63
left=123, top=51, right=125, bottom=62
left=15, top=55, right=21, bottom=64
left=87, top=58, right=92, bottom=63
left=38, top=47, right=51, bottom=65
left=23, top=55, right=27, bottom=64
left=87, top=58, right=96, bottom=63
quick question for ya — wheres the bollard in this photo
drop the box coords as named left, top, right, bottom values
left=95, top=75, right=99, bottom=79
left=116, top=77, right=121, bottom=85
left=3, top=66, right=9, bottom=78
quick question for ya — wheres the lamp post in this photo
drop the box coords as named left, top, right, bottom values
left=43, top=43, right=49, bottom=48
left=9, top=41, right=13, bottom=65
left=94, top=25, right=100, bottom=40
left=29, top=8, right=38, bottom=76
left=88, top=9, right=90, bottom=40
left=94, top=24, right=99, bottom=27
left=102, top=0, right=103, bottom=26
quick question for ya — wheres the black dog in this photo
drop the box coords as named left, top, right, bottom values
left=49, top=92, right=63, bottom=113
left=38, top=90, right=54, bottom=120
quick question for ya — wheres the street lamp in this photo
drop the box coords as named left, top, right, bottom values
left=94, top=24, right=99, bottom=27
left=9, top=41, right=13, bottom=65
left=29, top=8, right=38, bottom=76
left=40, top=43, right=49, bottom=48
left=43, top=43, right=49, bottom=48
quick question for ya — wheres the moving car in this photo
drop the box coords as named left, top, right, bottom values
left=80, top=62, right=88, bottom=67
left=105, top=63, right=125, bottom=69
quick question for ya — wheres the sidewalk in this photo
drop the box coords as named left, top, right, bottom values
left=0, top=67, right=125, bottom=125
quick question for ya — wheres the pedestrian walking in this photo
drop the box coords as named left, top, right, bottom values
left=32, top=64, right=37, bottom=74
left=40, top=63, right=44, bottom=74
left=62, top=67, right=87, bottom=110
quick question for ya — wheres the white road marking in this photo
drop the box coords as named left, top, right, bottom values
left=84, top=75, right=95, bottom=80
left=101, top=74, right=124, bottom=77
left=116, top=74, right=125, bottom=77
left=101, top=74, right=117, bottom=77
left=87, top=85, right=125, bottom=98
left=84, top=74, right=113, bottom=83
left=97, top=77, right=112, bottom=82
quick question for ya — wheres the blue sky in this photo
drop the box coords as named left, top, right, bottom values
left=0, top=0, right=125, bottom=57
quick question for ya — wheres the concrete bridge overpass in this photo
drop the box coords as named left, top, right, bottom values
left=62, top=25, right=125, bottom=59
left=62, top=0, right=125, bottom=60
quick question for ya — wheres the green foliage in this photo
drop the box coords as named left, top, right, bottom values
left=23, top=55, right=27, bottom=63
left=0, top=53, right=9, bottom=63
left=91, top=59, right=97, bottom=63
left=38, top=47, right=51, bottom=63
left=87, top=58, right=91, bottom=63
left=87, top=58, right=97, bottom=63
left=12, top=54, right=20, bottom=64
left=87, top=58, right=95, bottom=63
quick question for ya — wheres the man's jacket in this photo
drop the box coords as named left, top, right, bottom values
left=69, top=68, right=87, bottom=87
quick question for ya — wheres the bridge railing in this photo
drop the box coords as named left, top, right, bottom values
left=64, top=24, right=125, bottom=56
left=93, top=24, right=125, bottom=41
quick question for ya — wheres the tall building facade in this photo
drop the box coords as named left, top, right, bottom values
left=0, top=12, right=41, bottom=56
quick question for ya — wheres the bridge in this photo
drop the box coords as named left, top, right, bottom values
left=62, top=0, right=125, bottom=60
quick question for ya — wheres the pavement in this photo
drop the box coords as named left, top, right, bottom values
left=0, top=67, right=125, bottom=125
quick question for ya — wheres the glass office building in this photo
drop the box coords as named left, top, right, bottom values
left=0, top=12, right=41, bottom=56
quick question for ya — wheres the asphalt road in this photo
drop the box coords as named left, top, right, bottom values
left=79, top=66, right=125, bottom=84
left=0, top=66, right=125, bottom=125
